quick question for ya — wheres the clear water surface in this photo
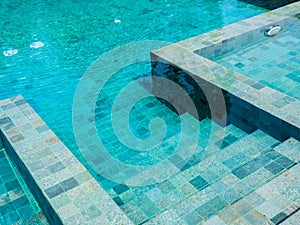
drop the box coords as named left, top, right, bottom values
left=0, top=0, right=266, bottom=159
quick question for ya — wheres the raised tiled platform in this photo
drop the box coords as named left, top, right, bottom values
left=150, top=1, right=300, bottom=141
left=0, top=95, right=133, bottom=224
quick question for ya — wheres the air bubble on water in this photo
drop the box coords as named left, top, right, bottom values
left=114, top=19, right=122, bottom=23
left=30, top=41, right=44, bottom=49
left=3, top=49, right=18, bottom=57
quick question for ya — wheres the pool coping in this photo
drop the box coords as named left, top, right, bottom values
left=0, top=95, right=133, bottom=225
left=151, top=1, right=300, bottom=140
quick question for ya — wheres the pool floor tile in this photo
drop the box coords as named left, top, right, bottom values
left=113, top=184, right=130, bottom=195
left=189, top=176, right=209, bottom=191
left=264, top=162, right=285, bottom=175
left=275, top=156, right=296, bottom=168
left=232, top=167, right=252, bottom=180
left=271, top=212, right=288, bottom=224
left=184, top=210, right=204, bottom=225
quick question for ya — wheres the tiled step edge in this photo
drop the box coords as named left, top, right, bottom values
left=0, top=95, right=133, bottom=225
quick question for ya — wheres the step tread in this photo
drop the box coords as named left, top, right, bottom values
left=274, top=137, right=300, bottom=162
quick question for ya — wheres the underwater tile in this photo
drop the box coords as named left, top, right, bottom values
left=275, top=156, right=295, bottom=168
left=264, top=162, right=285, bottom=175
left=189, top=176, right=209, bottom=191
left=232, top=167, right=252, bottom=180
left=196, top=203, right=215, bottom=219
left=184, top=210, right=204, bottom=225
left=12, top=196, right=29, bottom=208
left=244, top=209, right=267, bottom=224
left=113, top=184, right=129, bottom=195
left=113, top=196, right=124, bottom=207
left=231, top=199, right=252, bottom=216
left=270, top=211, right=288, bottom=224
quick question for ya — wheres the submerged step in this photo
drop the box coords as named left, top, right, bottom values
left=144, top=135, right=299, bottom=224
left=96, top=108, right=297, bottom=224
left=204, top=138, right=300, bottom=225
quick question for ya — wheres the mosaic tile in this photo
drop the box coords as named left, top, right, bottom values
left=0, top=117, right=12, bottom=126
left=47, top=162, right=66, bottom=174
left=113, top=184, right=130, bottom=195
left=82, top=205, right=102, bottom=220
left=244, top=209, right=267, bottom=224
left=220, top=188, right=241, bottom=205
left=232, top=167, right=252, bottom=180
left=231, top=200, right=253, bottom=216
left=189, top=176, right=209, bottom=191
left=275, top=156, right=295, bottom=168
left=219, top=207, right=239, bottom=223
left=59, top=178, right=79, bottom=192
left=196, top=203, right=215, bottom=219
left=242, top=192, right=265, bottom=208
left=264, top=162, right=285, bottom=175
left=184, top=210, right=203, bottom=225
left=45, top=184, right=64, bottom=199
left=271, top=212, right=288, bottom=224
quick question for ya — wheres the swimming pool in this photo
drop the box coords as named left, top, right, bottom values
left=0, top=0, right=266, bottom=157
left=1, top=0, right=299, bottom=224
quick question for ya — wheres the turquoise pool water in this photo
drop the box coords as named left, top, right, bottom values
left=0, top=0, right=266, bottom=155
left=0, top=0, right=270, bottom=223
left=0, top=149, right=48, bottom=225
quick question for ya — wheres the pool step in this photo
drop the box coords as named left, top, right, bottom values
left=104, top=109, right=298, bottom=225
left=273, top=137, right=300, bottom=163
left=142, top=115, right=298, bottom=225
left=203, top=138, right=300, bottom=225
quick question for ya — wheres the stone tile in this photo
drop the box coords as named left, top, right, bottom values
left=203, top=216, right=227, bottom=225
left=57, top=203, right=80, bottom=219
left=9, top=134, right=24, bottom=143
left=82, top=205, right=102, bottom=220
left=264, top=162, right=285, bottom=175
left=189, top=176, right=209, bottom=191
left=244, top=209, right=267, bottom=224
left=59, top=177, right=79, bottom=192
left=0, top=117, right=12, bottom=125
left=271, top=212, right=288, bottom=224
left=45, top=184, right=64, bottom=199
left=231, top=200, right=253, bottom=216
left=183, top=210, right=203, bottom=225
left=47, top=162, right=65, bottom=174
left=219, top=207, right=239, bottom=224
left=243, top=192, right=265, bottom=208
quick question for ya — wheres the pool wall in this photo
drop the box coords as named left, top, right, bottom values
left=0, top=95, right=132, bottom=224
left=0, top=131, right=60, bottom=224
left=151, top=1, right=300, bottom=142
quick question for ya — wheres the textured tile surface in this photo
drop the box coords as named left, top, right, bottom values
left=0, top=96, right=133, bottom=225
